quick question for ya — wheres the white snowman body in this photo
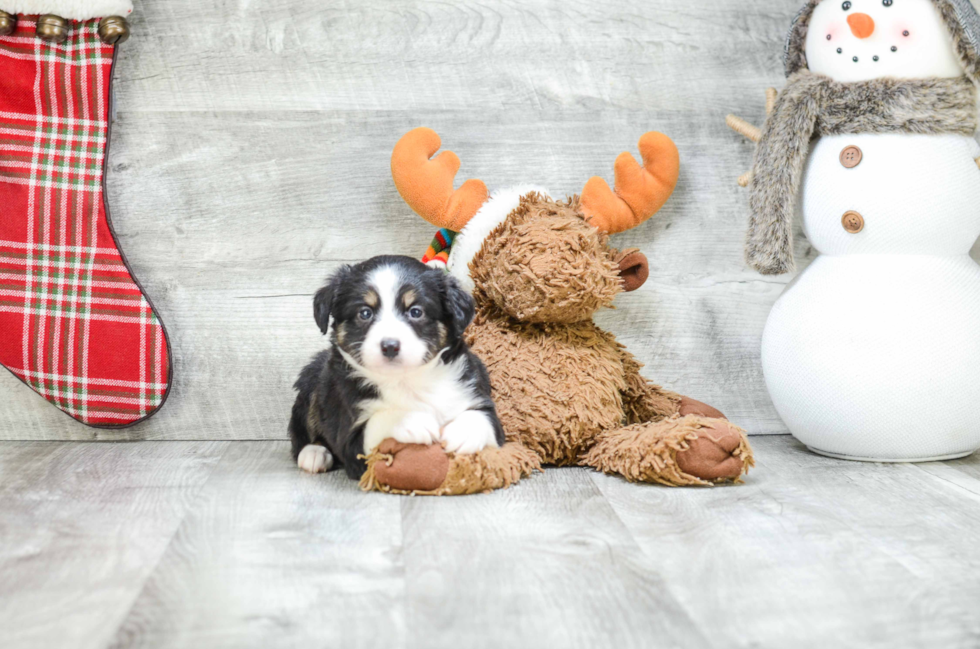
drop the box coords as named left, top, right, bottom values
left=761, top=0, right=980, bottom=460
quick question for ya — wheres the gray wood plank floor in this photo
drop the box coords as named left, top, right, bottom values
left=2, top=436, right=979, bottom=649
left=14, top=0, right=979, bottom=440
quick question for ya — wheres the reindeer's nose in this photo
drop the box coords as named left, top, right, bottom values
left=847, top=13, right=875, bottom=39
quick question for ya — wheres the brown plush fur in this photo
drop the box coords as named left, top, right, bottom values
left=582, top=416, right=753, bottom=487
left=466, top=193, right=753, bottom=482
left=466, top=313, right=630, bottom=464
left=471, top=194, right=623, bottom=324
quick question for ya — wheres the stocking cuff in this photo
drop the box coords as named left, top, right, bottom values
left=0, top=0, right=133, bottom=20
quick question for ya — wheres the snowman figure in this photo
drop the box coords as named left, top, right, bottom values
left=729, top=0, right=980, bottom=461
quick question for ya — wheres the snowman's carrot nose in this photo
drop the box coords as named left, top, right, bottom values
left=847, top=13, right=875, bottom=39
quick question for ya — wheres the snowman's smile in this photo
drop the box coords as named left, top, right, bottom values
left=825, top=5, right=908, bottom=66
left=828, top=24, right=905, bottom=65
left=805, top=0, right=964, bottom=83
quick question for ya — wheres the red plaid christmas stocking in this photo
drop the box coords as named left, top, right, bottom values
left=0, top=3, right=172, bottom=428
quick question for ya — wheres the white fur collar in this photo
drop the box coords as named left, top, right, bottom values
left=0, top=0, right=133, bottom=20
left=447, top=185, right=551, bottom=293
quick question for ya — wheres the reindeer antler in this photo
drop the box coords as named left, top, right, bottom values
left=391, top=128, right=489, bottom=231
left=580, top=132, right=680, bottom=235
left=727, top=88, right=778, bottom=187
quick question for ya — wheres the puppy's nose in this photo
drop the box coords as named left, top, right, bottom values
left=847, top=13, right=875, bottom=39
left=381, top=338, right=401, bottom=359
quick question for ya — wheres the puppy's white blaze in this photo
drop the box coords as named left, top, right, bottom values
left=361, top=265, right=429, bottom=370
left=297, top=445, right=333, bottom=474
left=441, top=410, right=500, bottom=455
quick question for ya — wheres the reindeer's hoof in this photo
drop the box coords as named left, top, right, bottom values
left=675, top=421, right=746, bottom=482
left=373, top=439, right=450, bottom=492
left=678, top=396, right=727, bottom=420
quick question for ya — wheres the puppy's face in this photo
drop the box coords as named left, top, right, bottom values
left=314, top=256, right=474, bottom=374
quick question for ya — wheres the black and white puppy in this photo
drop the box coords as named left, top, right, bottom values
left=289, top=255, right=505, bottom=477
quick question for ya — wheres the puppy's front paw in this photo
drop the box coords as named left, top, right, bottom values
left=391, top=412, right=441, bottom=446
left=441, top=411, right=499, bottom=455
left=297, top=444, right=333, bottom=474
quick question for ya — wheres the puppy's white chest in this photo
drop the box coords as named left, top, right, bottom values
left=367, top=368, right=475, bottom=425
left=357, top=360, right=486, bottom=454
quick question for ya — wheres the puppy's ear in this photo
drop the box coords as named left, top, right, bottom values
left=314, top=265, right=351, bottom=335
left=443, top=272, right=475, bottom=340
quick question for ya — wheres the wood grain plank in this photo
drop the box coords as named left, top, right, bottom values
left=2, top=437, right=980, bottom=647
left=109, top=441, right=406, bottom=649
left=400, top=467, right=711, bottom=649
left=915, top=451, right=980, bottom=499
left=592, top=436, right=980, bottom=649
left=945, top=450, right=980, bottom=482
left=0, top=441, right=227, bottom=649
left=114, top=0, right=794, bottom=113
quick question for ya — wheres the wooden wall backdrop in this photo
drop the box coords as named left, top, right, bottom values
left=2, top=0, right=978, bottom=441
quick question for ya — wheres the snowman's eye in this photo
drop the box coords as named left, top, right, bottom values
left=883, top=0, right=893, bottom=6
left=842, top=1, right=852, bottom=10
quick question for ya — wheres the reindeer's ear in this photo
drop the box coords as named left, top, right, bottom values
left=580, top=132, right=679, bottom=234
left=313, top=265, right=352, bottom=335
left=391, top=128, right=489, bottom=232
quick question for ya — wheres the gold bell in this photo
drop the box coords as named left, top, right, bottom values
left=0, top=10, right=17, bottom=37
left=98, top=16, right=130, bottom=45
left=36, top=14, right=69, bottom=43
left=0, top=10, right=16, bottom=36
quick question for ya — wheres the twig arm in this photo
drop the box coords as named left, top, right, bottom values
left=766, top=88, right=778, bottom=115
left=725, top=115, right=761, bottom=143
left=728, top=88, right=777, bottom=187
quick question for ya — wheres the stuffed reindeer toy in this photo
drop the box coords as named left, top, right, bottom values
left=357, top=128, right=754, bottom=495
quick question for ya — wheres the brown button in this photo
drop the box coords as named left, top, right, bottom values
left=842, top=211, right=865, bottom=233
left=840, top=145, right=863, bottom=168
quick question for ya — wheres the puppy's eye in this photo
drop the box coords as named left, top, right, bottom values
left=842, top=1, right=852, bottom=9
left=882, top=0, right=892, bottom=5
left=408, top=306, right=424, bottom=320
left=358, top=307, right=374, bottom=321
